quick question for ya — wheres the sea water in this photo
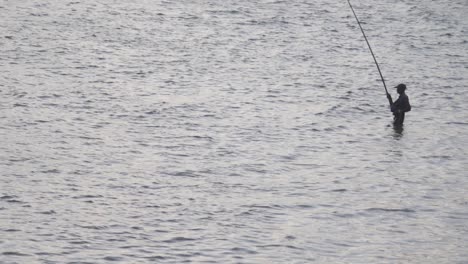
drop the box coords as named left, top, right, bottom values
left=1, top=0, right=467, bottom=263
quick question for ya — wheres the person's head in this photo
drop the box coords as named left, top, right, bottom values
left=395, top=83, right=406, bottom=94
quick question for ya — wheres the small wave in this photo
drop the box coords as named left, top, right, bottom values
left=231, top=247, right=258, bottom=254
left=103, top=256, right=124, bottom=261
left=421, top=155, right=452, bottom=160
left=258, top=244, right=302, bottom=250
left=145, top=256, right=166, bottom=261
left=39, top=169, right=61, bottom=174
left=3, top=228, right=21, bottom=232
left=69, top=240, right=90, bottom=245
left=144, top=205, right=161, bottom=208
left=0, top=195, right=17, bottom=200
left=446, top=121, right=468, bottom=126
left=365, top=208, right=415, bottom=213
left=35, top=252, right=62, bottom=256
left=37, top=210, right=56, bottom=215
left=296, top=204, right=315, bottom=209
left=242, top=204, right=283, bottom=210
left=4, top=199, right=25, bottom=204
left=209, top=10, right=241, bottom=15
left=145, top=110, right=160, bottom=115
left=330, top=188, right=347, bottom=192
left=76, top=225, right=108, bottom=230
left=162, top=237, right=197, bottom=243
left=72, top=195, right=104, bottom=199
left=334, top=213, right=356, bottom=218
left=2, top=251, right=30, bottom=256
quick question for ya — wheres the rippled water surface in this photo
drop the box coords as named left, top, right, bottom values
left=1, top=0, right=468, bottom=263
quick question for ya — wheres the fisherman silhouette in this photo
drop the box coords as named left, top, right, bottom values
left=387, top=83, right=411, bottom=125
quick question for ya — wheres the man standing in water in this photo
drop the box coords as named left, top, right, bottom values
left=387, top=83, right=411, bottom=125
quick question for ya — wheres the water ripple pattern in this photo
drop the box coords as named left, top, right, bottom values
left=1, top=0, right=467, bottom=263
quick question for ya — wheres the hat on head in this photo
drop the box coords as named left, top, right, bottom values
left=395, top=83, right=406, bottom=90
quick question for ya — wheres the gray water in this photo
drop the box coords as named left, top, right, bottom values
left=1, top=0, right=468, bottom=263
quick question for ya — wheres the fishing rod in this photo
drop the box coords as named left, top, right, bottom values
left=347, top=0, right=391, bottom=103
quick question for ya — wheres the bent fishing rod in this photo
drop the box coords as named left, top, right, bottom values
left=347, top=0, right=391, bottom=105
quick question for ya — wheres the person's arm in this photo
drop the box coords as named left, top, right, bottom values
left=387, top=93, right=393, bottom=106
